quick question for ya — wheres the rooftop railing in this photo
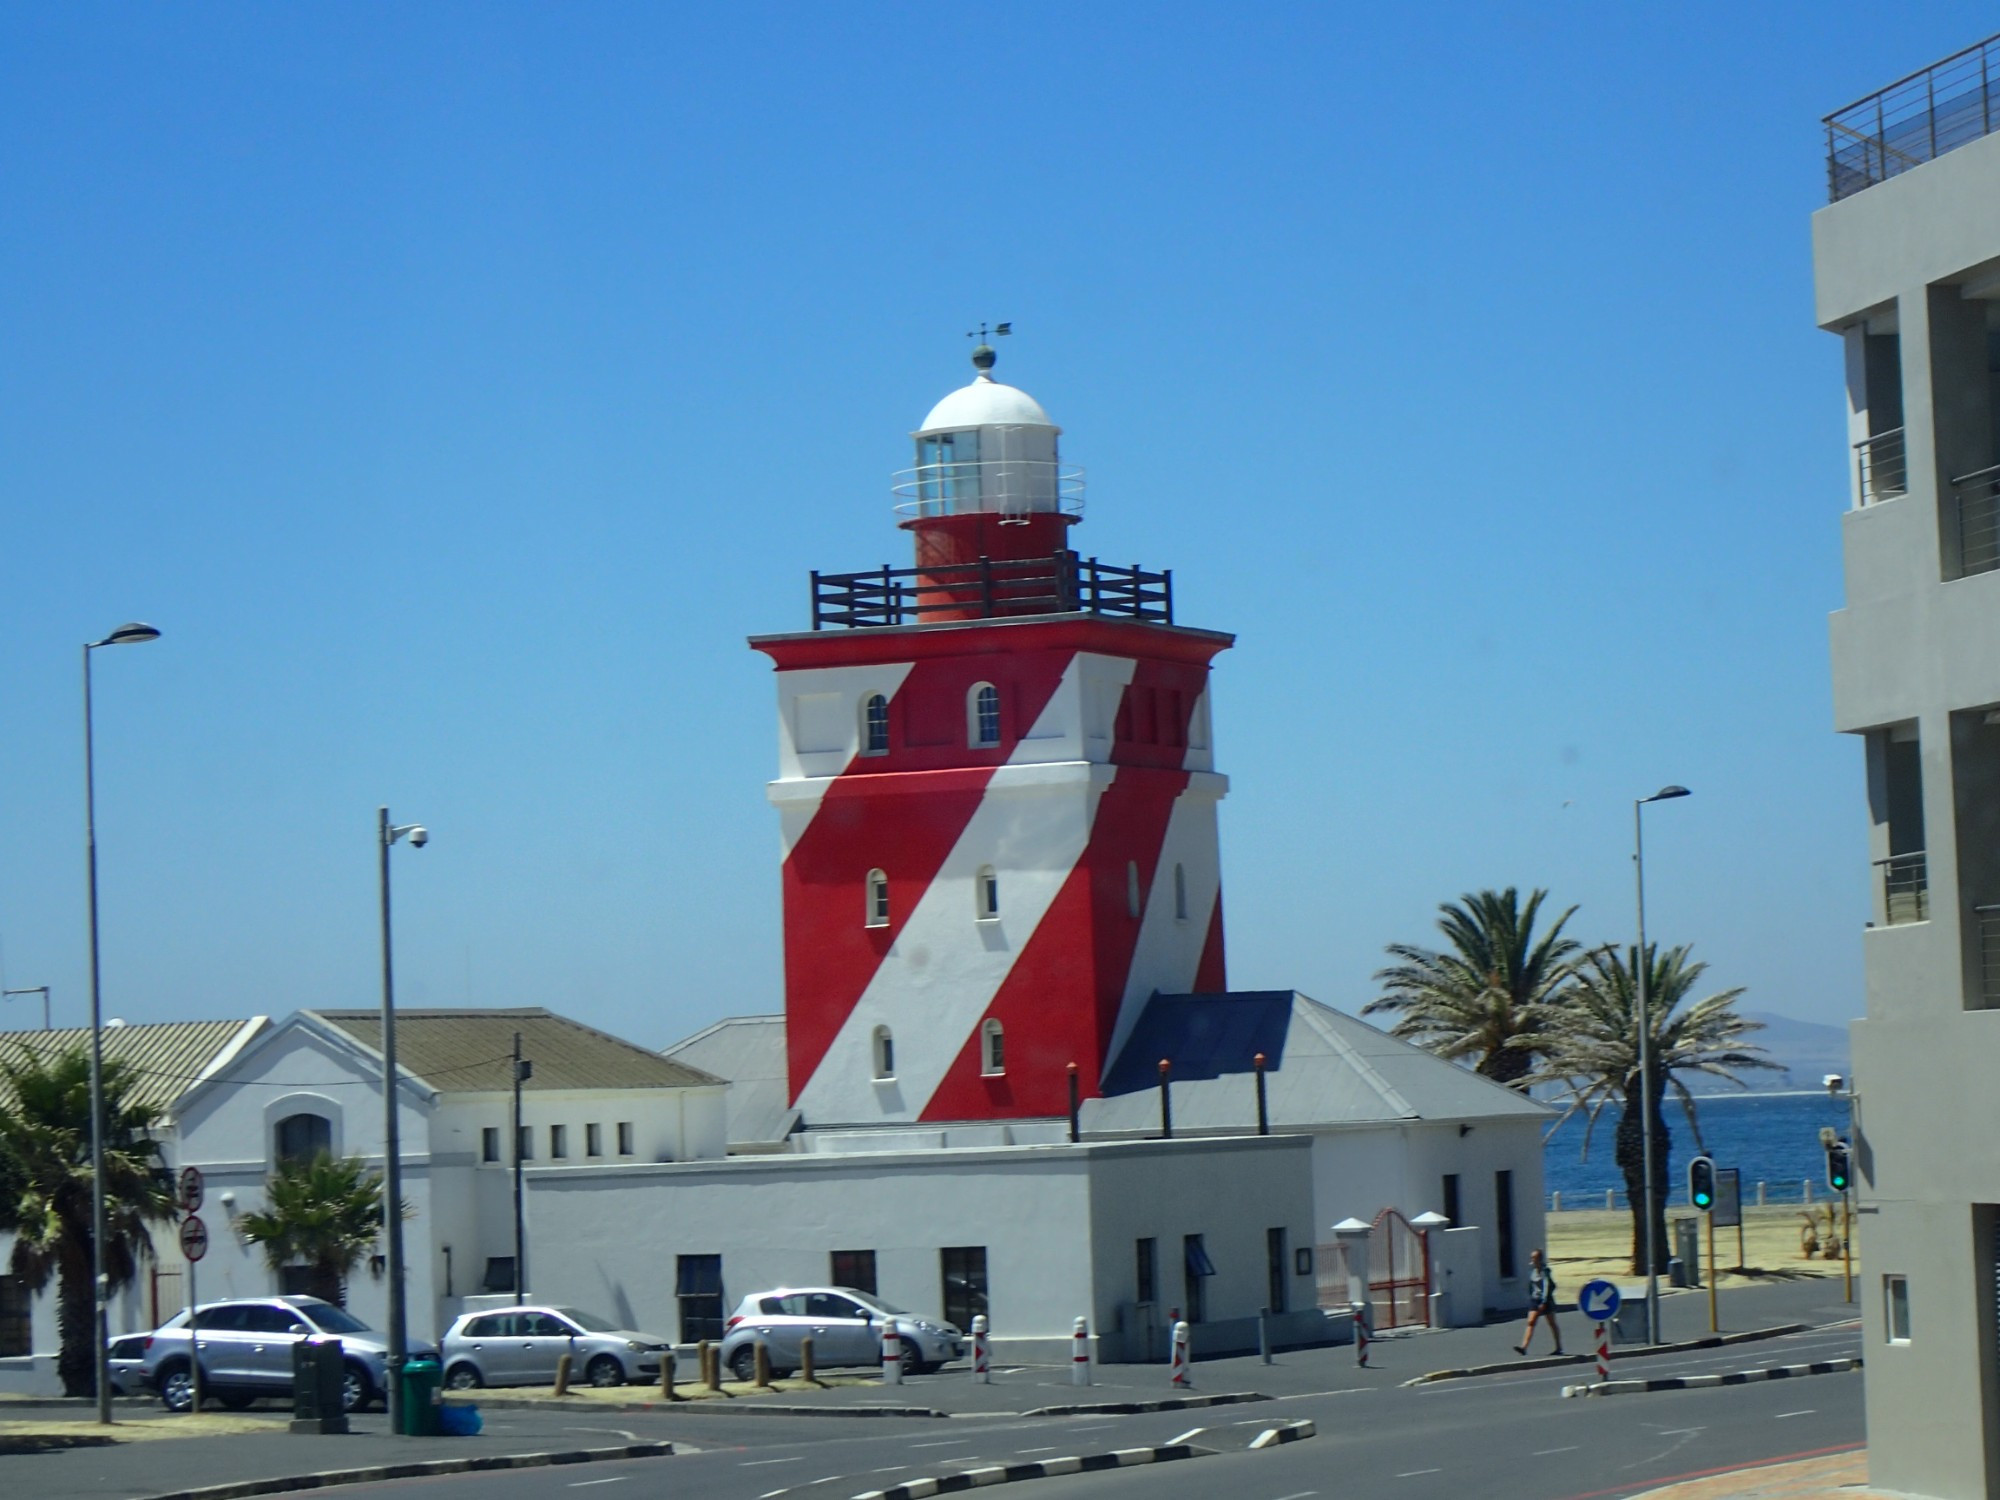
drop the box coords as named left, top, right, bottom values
left=1826, top=33, right=2000, bottom=201
left=810, top=551, right=1173, bottom=629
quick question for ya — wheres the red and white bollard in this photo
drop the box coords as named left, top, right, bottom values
left=881, top=1320, right=903, bottom=1386
left=971, top=1314, right=990, bottom=1384
left=1595, top=1322, right=1609, bottom=1384
left=1071, top=1316, right=1091, bottom=1386
left=1169, top=1319, right=1191, bottom=1387
left=1353, top=1301, right=1372, bottom=1368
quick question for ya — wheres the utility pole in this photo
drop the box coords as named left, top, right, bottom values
left=512, top=1031, right=531, bottom=1299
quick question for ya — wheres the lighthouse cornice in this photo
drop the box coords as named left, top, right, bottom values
left=751, top=613, right=1234, bottom=672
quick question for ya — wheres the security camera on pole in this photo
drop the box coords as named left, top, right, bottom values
left=378, top=808, right=429, bottom=1434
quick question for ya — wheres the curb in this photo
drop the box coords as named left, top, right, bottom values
left=441, top=1394, right=946, bottom=1419
left=1021, top=1392, right=1269, bottom=1417
left=852, top=1442, right=1210, bottom=1500
left=1405, top=1323, right=1813, bottom=1385
left=1249, top=1419, right=1316, bottom=1450
left=1562, top=1357, right=1863, bottom=1398
left=132, top=1440, right=676, bottom=1500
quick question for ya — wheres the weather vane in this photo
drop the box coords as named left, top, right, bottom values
left=967, top=321, right=1013, bottom=343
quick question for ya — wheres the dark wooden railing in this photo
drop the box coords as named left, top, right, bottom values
left=810, top=552, right=1173, bottom=629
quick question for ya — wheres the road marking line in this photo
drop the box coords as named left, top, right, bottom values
left=1774, top=1410, right=1816, bottom=1419
left=910, top=1440, right=973, bottom=1448
left=742, top=1456, right=806, bottom=1466
left=1273, top=1492, right=1319, bottom=1500
left=1397, top=1469, right=1442, bottom=1478
left=1533, top=1447, right=1580, bottom=1456
left=568, top=1482, right=629, bottom=1490
left=1018, top=1446, right=1059, bottom=1453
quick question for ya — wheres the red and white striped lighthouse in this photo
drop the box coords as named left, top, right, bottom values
left=750, top=342, right=1230, bottom=1127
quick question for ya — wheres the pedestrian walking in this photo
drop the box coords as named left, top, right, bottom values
left=1513, top=1248, right=1562, bottom=1355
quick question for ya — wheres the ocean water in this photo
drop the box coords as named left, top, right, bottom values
left=1542, top=1091, right=1854, bottom=1209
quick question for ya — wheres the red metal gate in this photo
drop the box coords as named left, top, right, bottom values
left=1369, top=1208, right=1432, bottom=1329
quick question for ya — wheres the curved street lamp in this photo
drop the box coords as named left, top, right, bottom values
left=1634, top=784, right=1690, bottom=1345
left=84, top=621, right=160, bottom=1423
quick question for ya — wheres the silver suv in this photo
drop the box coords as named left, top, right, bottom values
left=439, top=1305, right=671, bottom=1389
left=142, top=1296, right=427, bottom=1412
left=718, top=1287, right=962, bottom=1381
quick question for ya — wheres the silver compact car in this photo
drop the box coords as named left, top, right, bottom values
left=717, top=1287, right=962, bottom=1381
left=141, top=1296, right=430, bottom=1412
left=107, top=1334, right=150, bottom=1396
left=439, top=1305, right=670, bottom=1389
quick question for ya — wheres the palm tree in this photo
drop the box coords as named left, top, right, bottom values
left=1536, top=942, right=1780, bottom=1274
left=0, top=1045, right=176, bottom=1397
left=236, top=1151, right=387, bottom=1305
left=1365, top=887, right=1584, bottom=1087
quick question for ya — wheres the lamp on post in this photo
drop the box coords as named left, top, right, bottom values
left=2, top=987, right=51, bottom=1031
left=1634, top=783, right=1690, bottom=1346
left=378, top=808, right=428, bottom=1434
left=83, top=621, right=160, bottom=1424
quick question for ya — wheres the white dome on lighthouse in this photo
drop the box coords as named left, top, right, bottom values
left=917, top=374, right=1058, bottom=435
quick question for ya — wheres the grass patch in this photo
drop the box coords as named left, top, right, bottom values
left=0, top=1413, right=273, bottom=1450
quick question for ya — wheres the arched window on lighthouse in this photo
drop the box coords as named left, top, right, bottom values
left=873, top=1026, right=896, bottom=1080
left=861, top=694, right=890, bottom=756
left=1173, top=863, right=1189, bottom=922
left=968, top=683, right=1001, bottom=748
left=980, top=1019, right=1005, bottom=1076
left=865, top=869, right=890, bottom=928
left=975, top=865, right=1000, bottom=920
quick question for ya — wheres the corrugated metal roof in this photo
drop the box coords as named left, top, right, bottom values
left=663, top=1015, right=796, bottom=1143
left=1084, top=991, right=1552, bottom=1134
left=311, top=1008, right=723, bottom=1094
left=0, top=1019, right=266, bottom=1116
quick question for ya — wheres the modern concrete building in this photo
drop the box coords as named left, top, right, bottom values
left=1816, top=31, right=2000, bottom=1500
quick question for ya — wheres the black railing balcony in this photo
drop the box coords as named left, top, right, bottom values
left=1977, top=906, right=2000, bottom=1007
left=811, top=551, right=1173, bottom=630
left=1856, top=427, right=1909, bottom=505
left=1878, top=851, right=1930, bottom=925
left=1956, top=465, right=2000, bottom=575
left=1826, top=33, right=2000, bottom=201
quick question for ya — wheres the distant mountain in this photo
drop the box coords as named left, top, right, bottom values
left=1682, top=1009, right=1853, bottom=1094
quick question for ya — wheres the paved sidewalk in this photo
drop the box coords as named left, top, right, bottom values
left=1628, top=1448, right=1882, bottom=1500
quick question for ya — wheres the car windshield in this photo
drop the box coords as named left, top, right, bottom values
left=554, top=1308, right=621, bottom=1334
left=296, top=1303, right=372, bottom=1335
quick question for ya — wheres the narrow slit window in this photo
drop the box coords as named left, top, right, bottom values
left=969, top=683, right=1001, bottom=748
left=976, top=865, right=1000, bottom=920
left=861, top=693, right=890, bottom=755
left=1126, top=861, right=1142, bottom=919
left=866, top=869, right=891, bottom=928
left=616, top=1121, right=634, bottom=1156
left=549, top=1124, right=568, bottom=1159
left=1173, top=863, right=1188, bottom=921
left=873, top=1026, right=896, bottom=1080
left=585, top=1123, right=603, bottom=1157
left=981, top=1019, right=1005, bottom=1076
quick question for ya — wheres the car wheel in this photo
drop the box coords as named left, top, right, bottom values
left=444, top=1362, right=483, bottom=1391
left=157, top=1360, right=196, bottom=1413
left=340, top=1362, right=373, bottom=1414
left=218, top=1391, right=257, bottom=1410
left=899, top=1332, right=922, bottom=1377
left=727, top=1344, right=758, bottom=1383
left=586, top=1354, right=625, bottom=1388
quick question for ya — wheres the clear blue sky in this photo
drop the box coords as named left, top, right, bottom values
left=3, top=4, right=1986, bottom=1046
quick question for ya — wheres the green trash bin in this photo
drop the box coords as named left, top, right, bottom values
left=398, top=1355, right=443, bottom=1436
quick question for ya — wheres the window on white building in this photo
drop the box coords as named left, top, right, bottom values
left=866, top=869, right=890, bottom=928
left=482, top=1127, right=501, bottom=1163
left=617, top=1121, right=634, bottom=1156
left=550, top=1124, right=568, bottom=1159
left=1173, top=863, right=1188, bottom=921
left=981, top=1019, right=1005, bottom=1076
left=586, top=1123, right=603, bottom=1157
left=1886, top=1274, right=1911, bottom=1342
left=873, top=1026, right=896, bottom=1080
left=969, top=683, right=1001, bottom=747
left=861, top=693, right=890, bottom=755
left=975, top=865, right=999, bottom=920
left=275, top=1112, right=332, bottom=1165
left=517, top=1124, right=533, bottom=1161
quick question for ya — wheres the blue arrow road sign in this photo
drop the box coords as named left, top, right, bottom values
left=1578, top=1279, right=1621, bottom=1320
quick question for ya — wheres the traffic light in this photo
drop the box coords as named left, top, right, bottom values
left=1826, top=1140, right=1852, bottom=1194
left=1688, top=1154, right=1717, bottom=1212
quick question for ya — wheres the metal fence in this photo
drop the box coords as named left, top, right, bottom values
left=1957, top=465, right=2000, bottom=575
left=1978, top=906, right=2000, bottom=1008
left=1826, top=33, right=2000, bottom=201
left=1878, top=850, right=1930, bottom=926
left=1856, top=427, right=1908, bottom=505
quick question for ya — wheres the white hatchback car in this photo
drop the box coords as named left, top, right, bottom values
left=717, top=1287, right=963, bottom=1381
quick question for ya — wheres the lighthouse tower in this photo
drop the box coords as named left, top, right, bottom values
left=750, top=344, right=1231, bottom=1127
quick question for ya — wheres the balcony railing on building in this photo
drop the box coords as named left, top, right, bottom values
left=1825, top=33, right=2000, bottom=201
left=1956, top=464, right=2000, bottom=575
left=811, top=551, right=1173, bottom=629
left=1856, top=427, right=1909, bottom=505
left=1878, top=851, right=1930, bottom=925
left=1977, top=906, right=2000, bottom=1007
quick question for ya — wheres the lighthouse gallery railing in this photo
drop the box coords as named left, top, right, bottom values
left=811, top=551, right=1173, bottom=629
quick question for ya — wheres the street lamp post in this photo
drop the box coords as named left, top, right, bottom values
left=1634, top=783, right=1690, bottom=1346
left=2, top=987, right=51, bottom=1030
left=83, top=621, right=160, bottom=1423
left=377, top=808, right=428, bottom=1435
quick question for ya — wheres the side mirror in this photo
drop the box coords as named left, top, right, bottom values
left=288, top=1323, right=311, bottom=1336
